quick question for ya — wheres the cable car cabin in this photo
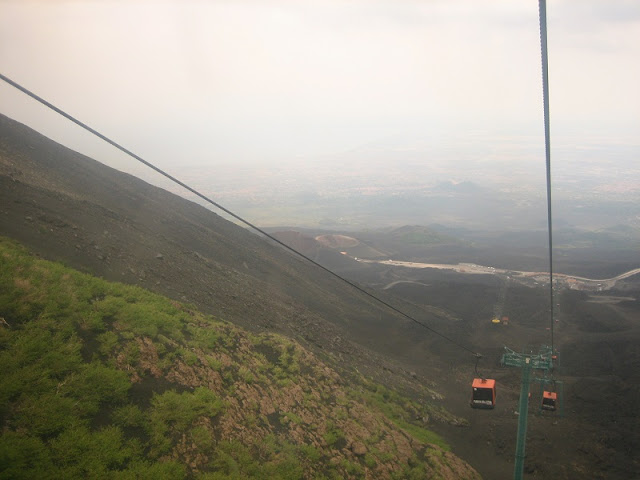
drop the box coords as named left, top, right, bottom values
left=542, top=391, right=557, bottom=411
left=470, top=378, right=496, bottom=409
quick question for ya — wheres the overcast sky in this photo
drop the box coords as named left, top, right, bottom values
left=1, top=0, right=639, bottom=174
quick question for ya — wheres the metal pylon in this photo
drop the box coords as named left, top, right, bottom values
left=501, top=346, right=554, bottom=480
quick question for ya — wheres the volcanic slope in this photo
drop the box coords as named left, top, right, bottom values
left=5, top=113, right=639, bottom=479
left=0, top=237, right=482, bottom=479
left=0, top=114, right=491, bottom=475
left=0, top=112, right=427, bottom=370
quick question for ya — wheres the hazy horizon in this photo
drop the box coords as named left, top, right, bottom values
left=1, top=0, right=639, bottom=231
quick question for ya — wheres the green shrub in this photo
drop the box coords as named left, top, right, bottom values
left=282, top=411, right=303, bottom=425
left=112, top=404, right=145, bottom=428
left=11, top=392, right=81, bottom=437
left=298, top=444, right=321, bottom=463
left=239, top=366, right=254, bottom=384
left=97, top=331, right=119, bottom=356
left=206, top=356, right=223, bottom=371
left=48, top=425, right=132, bottom=478
left=0, top=431, right=53, bottom=479
left=147, top=388, right=224, bottom=455
left=191, top=426, right=214, bottom=450
left=70, top=362, right=131, bottom=408
left=322, top=422, right=345, bottom=448
left=112, top=460, right=185, bottom=479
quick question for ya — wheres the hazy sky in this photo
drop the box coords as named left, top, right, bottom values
left=1, top=0, right=639, bottom=173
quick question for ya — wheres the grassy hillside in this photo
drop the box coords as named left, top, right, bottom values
left=0, top=237, right=480, bottom=479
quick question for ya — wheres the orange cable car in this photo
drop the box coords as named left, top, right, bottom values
left=541, top=390, right=557, bottom=411
left=470, top=378, right=496, bottom=409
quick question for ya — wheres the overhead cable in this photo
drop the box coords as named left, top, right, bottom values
left=538, top=0, right=554, bottom=353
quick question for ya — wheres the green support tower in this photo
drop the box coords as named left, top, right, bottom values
left=501, top=346, right=554, bottom=480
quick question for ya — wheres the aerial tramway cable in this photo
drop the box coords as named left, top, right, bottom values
left=0, top=71, right=481, bottom=358
left=506, top=3, right=558, bottom=478
left=539, top=0, right=555, bottom=354
left=471, top=1, right=557, bottom=420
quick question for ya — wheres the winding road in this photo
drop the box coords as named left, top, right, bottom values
left=360, top=259, right=640, bottom=291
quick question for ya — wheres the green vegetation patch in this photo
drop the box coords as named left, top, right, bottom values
left=350, top=378, right=451, bottom=451
left=0, top=238, right=225, bottom=478
left=0, top=237, right=471, bottom=479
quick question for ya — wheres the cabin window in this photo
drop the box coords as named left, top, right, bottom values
left=473, top=387, right=493, bottom=401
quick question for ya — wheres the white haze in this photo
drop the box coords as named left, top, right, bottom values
left=1, top=0, right=639, bottom=228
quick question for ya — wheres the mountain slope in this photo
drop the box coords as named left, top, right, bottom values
left=2, top=113, right=523, bottom=477
left=0, top=114, right=485, bottom=476
left=0, top=113, right=450, bottom=376
left=3, top=114, right=639, bottom=479
left=0, top=236, right=480, bottom=479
